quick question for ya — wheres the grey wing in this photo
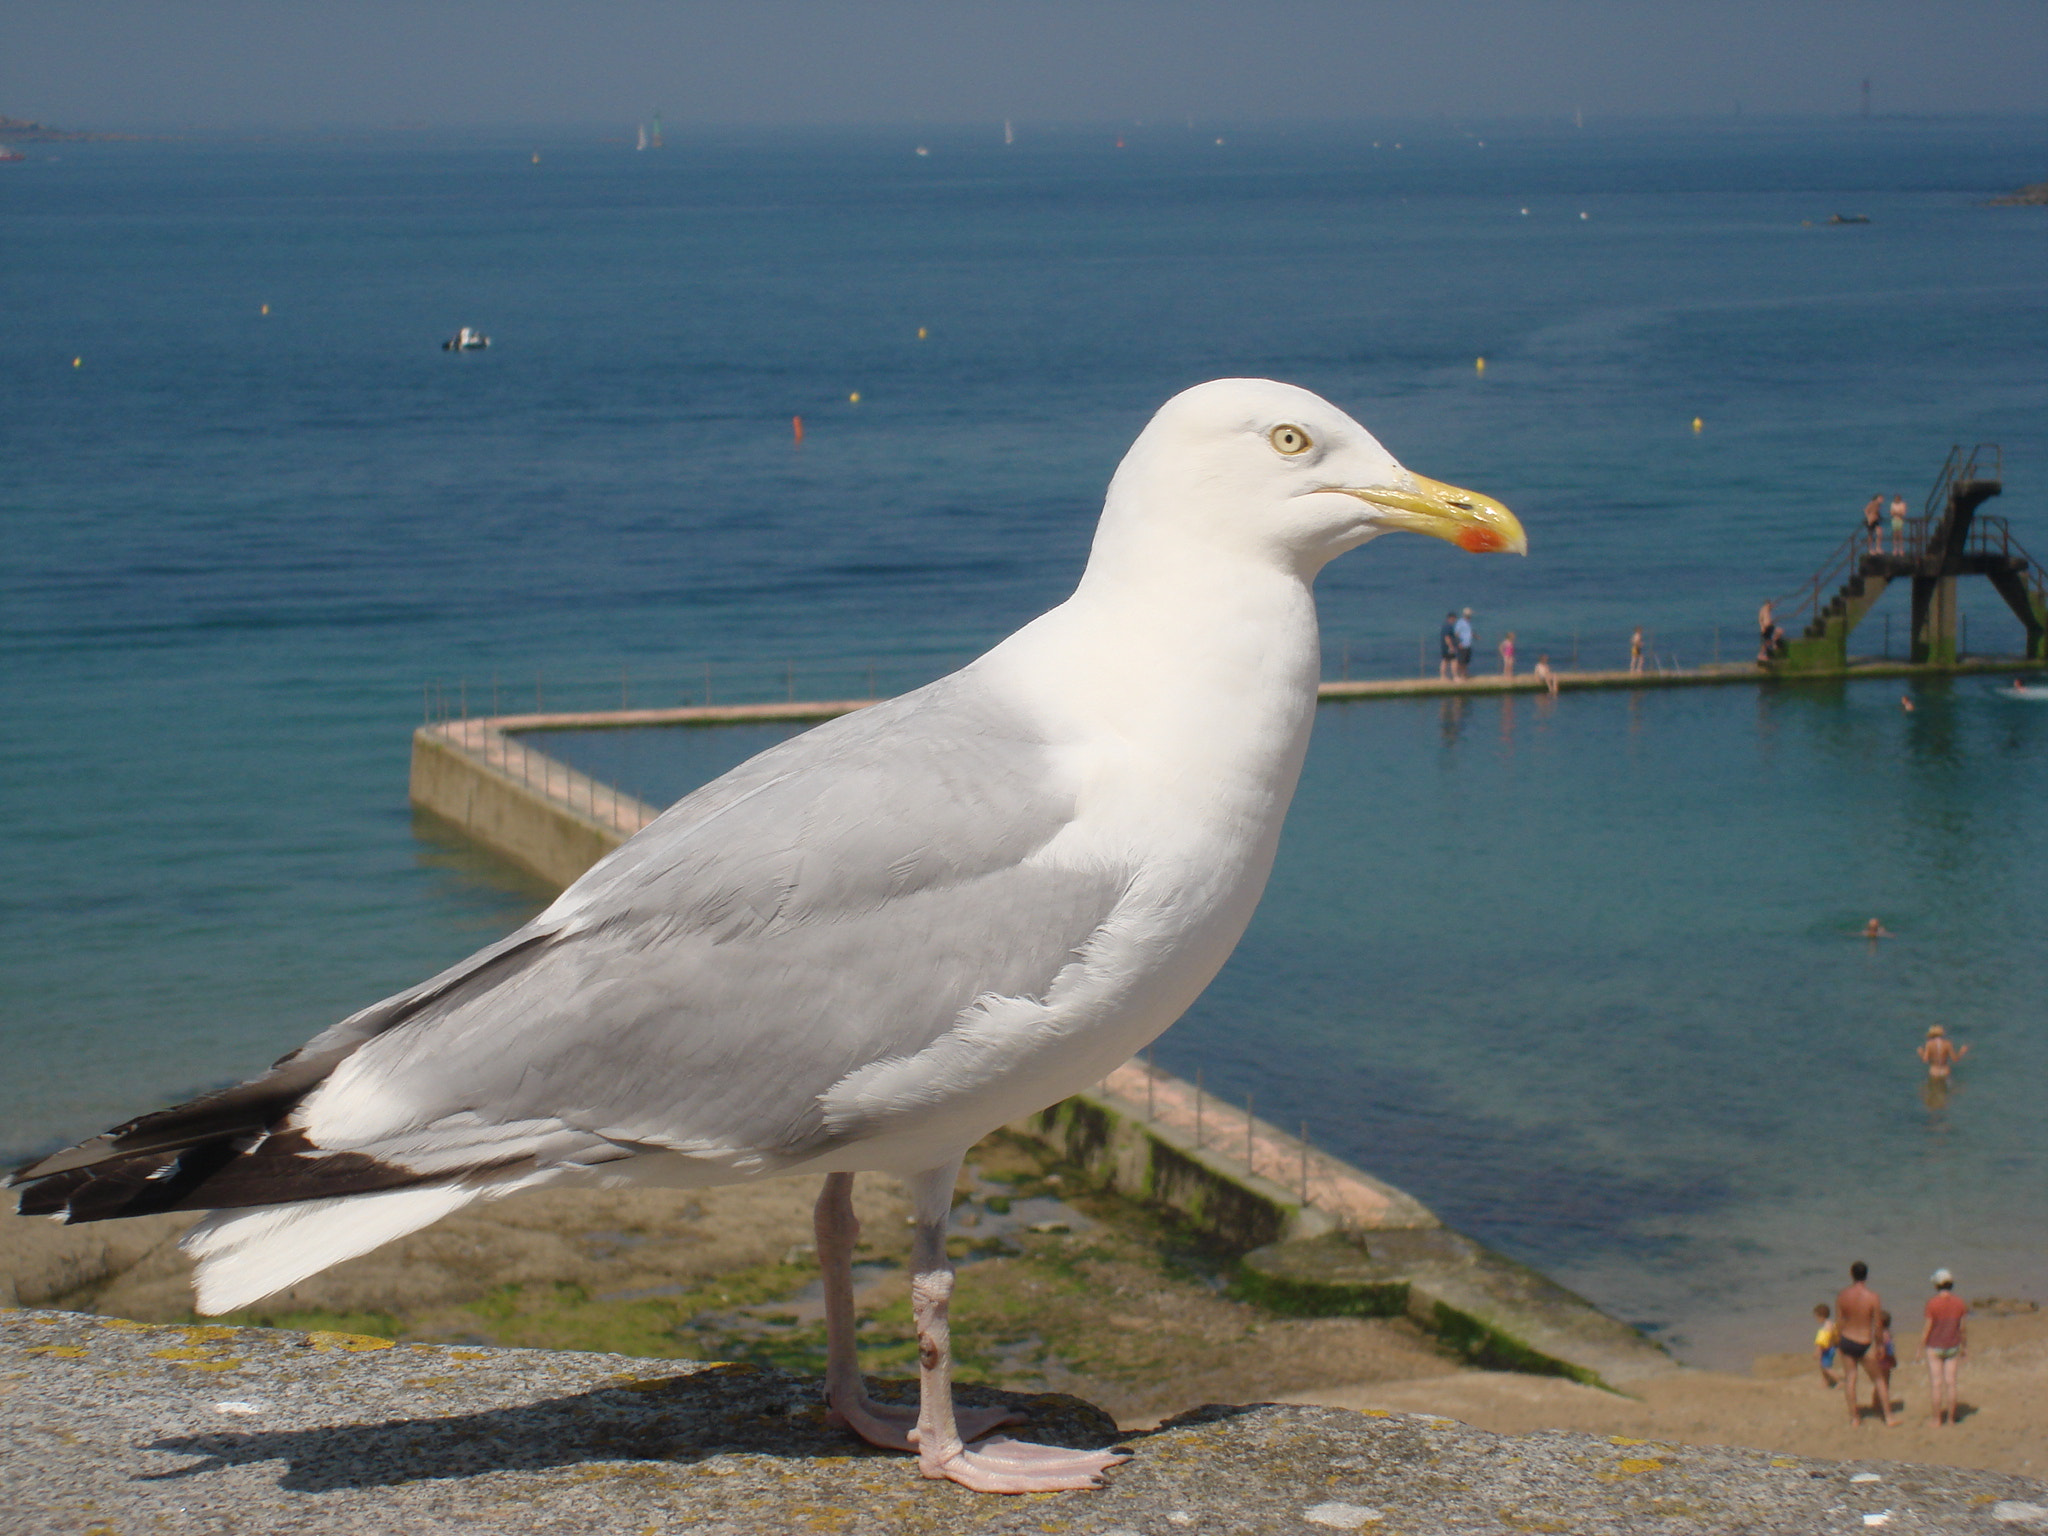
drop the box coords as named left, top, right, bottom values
left=15, top=670, right=1121, bottom=1218
left=268, top=670, right=1123, bottom=1178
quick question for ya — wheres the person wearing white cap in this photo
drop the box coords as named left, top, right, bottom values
left=1921, top=1268, right=1968, bottom=1427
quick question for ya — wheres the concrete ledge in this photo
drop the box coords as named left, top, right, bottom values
left=1017, top=1063, right=1677, bottom=1391
left=1015, top=1061, right=1437, bottom=1253
left=408, top=723, right=658, bottom=889
left=1233, top=1233, right=1413, bottom=1319
left=8, top=1310, right=2043, bottom=1535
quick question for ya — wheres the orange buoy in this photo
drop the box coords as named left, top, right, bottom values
left=792, top=415, right=804, bottom=444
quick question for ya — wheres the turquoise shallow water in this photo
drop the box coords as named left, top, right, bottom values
left=4, top=118, right=2046, bottom=1364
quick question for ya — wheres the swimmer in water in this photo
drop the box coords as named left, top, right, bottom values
left=1918, top=1024, right=1968, bottom=1080
left=1862, top=918, right=1891, bottom=940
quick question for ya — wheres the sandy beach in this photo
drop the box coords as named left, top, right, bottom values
left=1280, top=1299, right=2048, bottom=1481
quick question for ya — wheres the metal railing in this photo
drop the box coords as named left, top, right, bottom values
left=1770, top=523, right=1868, bottom=635
left=424, top=716, right=659, bottom=835
left=1115, top=1053, right=1348, bottom=1224
left=1923, top=442, right=2002, bottom=522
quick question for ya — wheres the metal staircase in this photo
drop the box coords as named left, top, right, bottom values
left=1768, top=445, right=2045, bottom=671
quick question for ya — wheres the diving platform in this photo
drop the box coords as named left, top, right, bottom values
left=1770, top=444, right=2048, bottom=672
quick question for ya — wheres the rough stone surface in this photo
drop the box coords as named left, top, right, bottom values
left=7, top=1310, right=2047, bottom=1534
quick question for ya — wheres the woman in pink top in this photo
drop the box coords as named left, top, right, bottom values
left=1499, top=631, right=1517, bottom=678
left=1921, top=1268, right=1969, bottom=1426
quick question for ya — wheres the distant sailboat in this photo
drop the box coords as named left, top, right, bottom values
left=1003, top=118, right=1013, bottom=145
left=650, top=113, right=663, bottom=149
left=636, top=123, right=648, bottom=151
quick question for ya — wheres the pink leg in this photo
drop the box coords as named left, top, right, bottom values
left=901, top=1162, right=1127, bottom=1493
left=813, top=1171, right=1019, bottom=1453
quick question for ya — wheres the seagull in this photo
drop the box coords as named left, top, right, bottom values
left=11, top=378, right=1524, bottom=1493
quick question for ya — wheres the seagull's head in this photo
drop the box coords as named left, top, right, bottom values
left=1102, top=378, right=1526, bottom=577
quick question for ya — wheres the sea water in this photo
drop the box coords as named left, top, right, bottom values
left=4, top=118, right=2045, bottom=1365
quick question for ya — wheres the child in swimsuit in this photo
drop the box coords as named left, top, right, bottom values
left=1869, top=1310, right=1897, bottom=1409
left=1813, top=1303, right=1839, bottom=1387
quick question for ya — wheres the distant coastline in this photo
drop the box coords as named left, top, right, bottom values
left=0, top=113, right=138, bottom=143
left=1988, top=178, right=2048, bottom=206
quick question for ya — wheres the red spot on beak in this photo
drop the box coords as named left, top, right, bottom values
left=1456, top=526, right=1509, bottom=553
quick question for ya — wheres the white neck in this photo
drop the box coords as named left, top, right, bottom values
left=980, top=526, right=1324, bottom=851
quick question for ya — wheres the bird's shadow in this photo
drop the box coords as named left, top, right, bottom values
left=141, top=1367, right=1129, bottom=1494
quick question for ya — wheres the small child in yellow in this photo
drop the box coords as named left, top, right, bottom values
left=1813, top=1302, right=1839, bottom=1387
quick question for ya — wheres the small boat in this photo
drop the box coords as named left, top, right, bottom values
left=1826, top=213, right=1871, bottom=225
left=0, top=145, right=25, bottom=164
left=442, top=327, right=490, bottom=351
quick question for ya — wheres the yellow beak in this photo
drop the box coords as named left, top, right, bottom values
left=1348, top=474, right=1527, bottom=555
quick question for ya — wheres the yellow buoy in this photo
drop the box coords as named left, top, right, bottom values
left=73, top=356, right=82, bottom=368
left=1475, top=357, right=1486, bottom=373
left=849, top=391, right=861, bottom=404
left=531, top=153, right=540, bottom=165
left=260, top=303, right=270, bottom=316
left=1692, top=417, right=1703, bottom=433
left=917, top=327, right=927, bottom=340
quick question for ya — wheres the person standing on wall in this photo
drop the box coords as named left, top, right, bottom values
left=1891, top=493, right=1909, bottom=555
left=1439, top=611, right=1459, bottom=681
left=1453, top=607, right=1474, bottom=682
left=1864, top=493, right=1884, bottom=555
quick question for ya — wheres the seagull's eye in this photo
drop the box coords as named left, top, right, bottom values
left=1269, top=425, right=1313, bottom=457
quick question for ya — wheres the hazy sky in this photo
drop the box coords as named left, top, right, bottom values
left=5, top=1, right=2045, bottom=129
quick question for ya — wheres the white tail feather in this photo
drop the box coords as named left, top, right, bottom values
left=184, top=1183, right=482, bottom=1314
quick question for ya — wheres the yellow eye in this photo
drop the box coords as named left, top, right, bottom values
left=1269, top=424, right=1313, bottom=456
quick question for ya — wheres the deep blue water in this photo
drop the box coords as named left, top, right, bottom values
left=5, top=118, right=2045, bottom=1363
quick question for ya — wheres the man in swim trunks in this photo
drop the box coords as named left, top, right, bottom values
left=1834, top=1260, right=1896, bottom=1426
left=1918, top=1024, right=1969, bottom=1080
left=1439, top=611, right=1458, bottom=680
left=1921, top=1268, right=1968, bottom=1426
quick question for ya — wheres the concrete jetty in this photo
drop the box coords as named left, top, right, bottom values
left=409, top=656, right=2040, bottom=888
